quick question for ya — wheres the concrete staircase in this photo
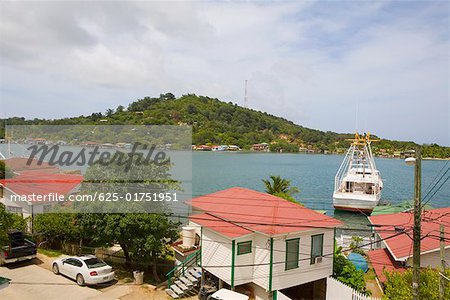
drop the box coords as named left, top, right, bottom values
left=166, top=250, right=202, bottom=299
left=165, top=267, right=202, bottom=298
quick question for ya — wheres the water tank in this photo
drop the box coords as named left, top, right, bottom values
left=182, top=226, right=196, bottom=248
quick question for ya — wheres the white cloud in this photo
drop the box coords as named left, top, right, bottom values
left=0, top=1, right=448, bottom=145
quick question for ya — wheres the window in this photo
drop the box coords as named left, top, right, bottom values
left=237, top=241, right=252, bottom=255
left=84, top=258, right=107, bottom=269
left=311, top=234, right=324, bottom=264
left=66, top=258, right=83, bottom=267
left=285, top=238, right=299, bottom=270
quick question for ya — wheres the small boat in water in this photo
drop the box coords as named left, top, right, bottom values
left=333, top=133, right=383, bottom=213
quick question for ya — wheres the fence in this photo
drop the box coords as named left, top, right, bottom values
left=95, top=246, right=127, bottom=264
left=59, top=243, right=96, bottom=256
left=326, top=277, right=381, bottom=300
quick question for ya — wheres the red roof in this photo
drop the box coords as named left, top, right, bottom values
left=3, top=157, right=59, bottom=174
left=188, top=187, right=343, bottom=238
left=190, top=213, right=253, bottom=238
left=368, top=207, right=450, bottom=260
left=0, top=172, right=83, bottom=201
left=367, top=248, right=406, bottom=282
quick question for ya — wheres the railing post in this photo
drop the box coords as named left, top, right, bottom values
left=168, top=272, right=171, bottom=288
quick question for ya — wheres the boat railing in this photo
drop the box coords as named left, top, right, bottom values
left=334, top=146, right=353, bottom=191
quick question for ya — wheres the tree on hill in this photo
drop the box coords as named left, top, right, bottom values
left=262, top=175, right=300, bottom=203
left=1, top=93, right=449, bottom=158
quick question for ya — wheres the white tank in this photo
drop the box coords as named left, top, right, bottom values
left=182, top=226, right=196, bottom=248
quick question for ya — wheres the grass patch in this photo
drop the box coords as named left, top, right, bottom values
left=365, top=268, right=377, bottom=281
left=106, top=261, right=161, bottom=285
left=38, top=248, right=64, bottom=257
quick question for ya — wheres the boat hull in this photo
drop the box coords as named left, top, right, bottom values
left=333, top=192, right=380, bottom=213
left=333, top=206, right=374, bottom=214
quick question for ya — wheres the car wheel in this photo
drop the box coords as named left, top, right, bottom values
left=52, top=263, right=59, bottom=275
left=76, top=274, right=85, bottom=286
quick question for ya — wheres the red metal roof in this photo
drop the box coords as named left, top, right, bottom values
left=3, top=157, right=59, bottom=174
left=368, top=207, right=450, bottom=260
left=0, top=172, right=83, bottom=201
left=188, top=187, right=343, bottom=237
left=190, top=213, right=254, bottom=238
left=367, top=248, right=406, bottom=282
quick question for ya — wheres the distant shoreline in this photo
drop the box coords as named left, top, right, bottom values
left=422, top=157, right=450, bottom=161
left=193, top=150, right=450, bottom=160
left=1, top=143, right=449, bottom=161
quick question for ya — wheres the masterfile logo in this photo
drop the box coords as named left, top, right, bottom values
left=3, top=125, right=192, bottom=214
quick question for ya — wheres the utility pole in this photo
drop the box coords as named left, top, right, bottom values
left=412, top=145, right=422, bottom=300
left=440, top=223, right=446, bottom=300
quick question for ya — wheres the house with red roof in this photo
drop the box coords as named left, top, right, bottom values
left=2, top=157, right=60, bottom=174
left=0, top=171, right=83, bottom=220
left=171, top=187, right=343, bottom=300
left=367, top=207, right=450, bottom=283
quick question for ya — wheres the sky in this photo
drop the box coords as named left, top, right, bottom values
left=0, top=1, right=449, bottom=145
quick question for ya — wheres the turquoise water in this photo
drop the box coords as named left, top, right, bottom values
left=192, top=152, right=449, bottom=227
left=2, top=144, right=448, bottom=227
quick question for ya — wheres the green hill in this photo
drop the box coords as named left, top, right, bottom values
left=1, top=93, right=449, bottom=158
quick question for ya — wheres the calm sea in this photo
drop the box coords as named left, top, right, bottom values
left=2, top=144, right=449, bottom=228
left=192, top=152, right=449, bottom=229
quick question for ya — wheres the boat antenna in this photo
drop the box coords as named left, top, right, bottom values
left=244, top=79, right=248, bottom=108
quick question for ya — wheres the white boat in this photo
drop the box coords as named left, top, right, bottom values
left=333, top=133, right=383, bottom=213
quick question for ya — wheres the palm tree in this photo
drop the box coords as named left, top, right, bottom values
left=262, top=175, right=300, bottom=204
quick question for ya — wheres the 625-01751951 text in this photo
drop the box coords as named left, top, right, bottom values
left=10, top=192, right=179, bottom=203
left=77, top=192, right=179, bottom=202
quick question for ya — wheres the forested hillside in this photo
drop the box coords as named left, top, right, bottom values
left=1, top=93, right=449, bottom=158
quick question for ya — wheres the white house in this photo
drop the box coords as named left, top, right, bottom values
left=368, top=207, right=449, bottom=283
left=186, top=187, right=343, bottom=300
left=0, top=171, right=83, bottom=219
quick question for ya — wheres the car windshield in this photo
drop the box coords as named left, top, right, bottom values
left=84, top=258, right=107, bottom=269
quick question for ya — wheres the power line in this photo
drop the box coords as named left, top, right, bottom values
left=421, top=174, right=450, bottom=208
left=164, top=212, right=408, bottom=233
left=200, top=229, right=410, bottom=269
left=422, top=160, right=450, bottom=200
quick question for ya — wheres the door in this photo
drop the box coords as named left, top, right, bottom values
left=59, top=258, right=71, bottom=276
left=62, top=258, right=83, bottom=279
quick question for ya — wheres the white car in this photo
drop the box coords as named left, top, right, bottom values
left=52, top=255, right=115, bottom=286
left=209, top=289, right=249, bottom=300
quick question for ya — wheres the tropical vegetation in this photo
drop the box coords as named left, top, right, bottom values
left=383, top=267, right=450, bottom=300
left=0, top=204, right=27, bottom=247
left=333, top=246, right=369, bottom=295
left=1, top=93, right=449, bottom=158
left=262, top=175, right=300, bottom=203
